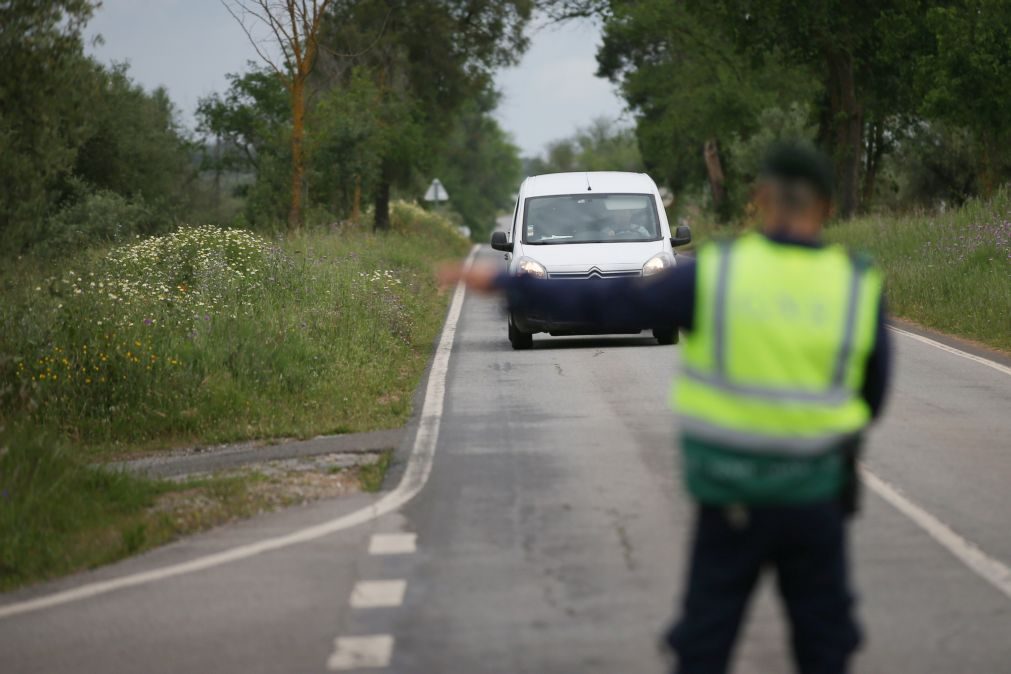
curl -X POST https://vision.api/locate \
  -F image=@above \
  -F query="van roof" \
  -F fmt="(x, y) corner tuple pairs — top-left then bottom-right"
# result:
(522, 172), (657, 199)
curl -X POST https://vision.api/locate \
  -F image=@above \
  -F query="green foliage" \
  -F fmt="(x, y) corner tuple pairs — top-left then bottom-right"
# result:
(73, 65), (195, 206)
(320, 0), (532, 228)
(430, 92), (522, 239)
(872, 122), (980, 209)
(38, 188), (164, 256)
(589, 0), (1010, 217)
(0, 206), (469, 456)
(596, 0), (818, 210)
(827, 188), (1011, 350)
(196, 65), (291, 225)
(726, 103), (818, 206)
(0, 1), (99, 251)
(308, 66), (425, 220)
(526, 118), (643, 175)
(916, 0), (1011, 191)
(0, 2), (210, 253)
(200, 54), (520, 238)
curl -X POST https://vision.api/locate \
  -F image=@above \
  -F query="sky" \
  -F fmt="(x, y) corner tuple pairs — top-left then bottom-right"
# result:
(84, 1), (626, 158)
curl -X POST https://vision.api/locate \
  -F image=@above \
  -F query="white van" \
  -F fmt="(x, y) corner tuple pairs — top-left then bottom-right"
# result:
(491, 171), (692, 350)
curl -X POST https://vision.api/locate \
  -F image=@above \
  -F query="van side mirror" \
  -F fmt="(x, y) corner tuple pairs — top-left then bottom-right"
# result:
(671, 225), (692, 247)
(491, 231), (513, 252)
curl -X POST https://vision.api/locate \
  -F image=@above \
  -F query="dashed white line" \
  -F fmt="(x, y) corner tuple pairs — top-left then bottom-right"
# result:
(349, 580), (407, 609)
(0, 245), (479, 622)
(368, 533), (417, 555)
(327, 635), (394, 670)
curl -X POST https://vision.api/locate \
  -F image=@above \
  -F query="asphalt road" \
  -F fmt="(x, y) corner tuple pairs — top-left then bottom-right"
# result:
(2, 242), (1010, 673)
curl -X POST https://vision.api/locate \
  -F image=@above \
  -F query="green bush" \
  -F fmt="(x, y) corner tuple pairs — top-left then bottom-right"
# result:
(34, 189), (163, 256)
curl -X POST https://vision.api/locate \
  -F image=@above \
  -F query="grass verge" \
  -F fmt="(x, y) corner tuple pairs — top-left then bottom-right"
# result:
(0, 201), (462, 590)
(0, 202), (469, 458)
(827, 189), (1010, 351)
(0, 429), (383, 591)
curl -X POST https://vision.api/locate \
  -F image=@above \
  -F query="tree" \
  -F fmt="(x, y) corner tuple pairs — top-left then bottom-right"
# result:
(197, 65), (292, 224)
(221, 0), (335, 230)
(431, 90), (523, 239)
(74, 64), (194, 208)
(916, 0), (1011, 193)
(319, 0), (532, 231)
(0, 0), (98, 250)
(689, 0), (930, 217)
(307, 65), (423, 223)
(595, 0), (817, 218)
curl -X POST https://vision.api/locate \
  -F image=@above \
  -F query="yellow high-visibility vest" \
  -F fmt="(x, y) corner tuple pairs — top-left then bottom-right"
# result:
(673, 232), (883, 455)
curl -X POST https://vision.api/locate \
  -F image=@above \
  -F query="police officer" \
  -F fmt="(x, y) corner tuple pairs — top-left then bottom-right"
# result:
(450, 143), (891, 673)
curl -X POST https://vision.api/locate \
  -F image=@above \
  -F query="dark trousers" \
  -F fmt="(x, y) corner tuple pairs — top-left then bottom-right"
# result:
(666, 502), (861, 674)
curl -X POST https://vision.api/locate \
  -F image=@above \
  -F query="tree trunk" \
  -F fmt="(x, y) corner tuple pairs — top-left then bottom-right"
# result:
(213, 133), (222, 210)
(703, 138), (727, 217)
(862, 119), (884, 209)
(351, 174), (361, 224)
(979, 130), (997, 196)
(825, 50), (863, 219)
(373, 167), (391, 232)
(288, 76), (306, 231)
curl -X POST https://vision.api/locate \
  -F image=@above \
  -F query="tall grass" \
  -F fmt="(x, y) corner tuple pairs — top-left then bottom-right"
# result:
(0, 201), (470, 457)
(827, 189), (1010, 350)
(0, 428), (175, 589)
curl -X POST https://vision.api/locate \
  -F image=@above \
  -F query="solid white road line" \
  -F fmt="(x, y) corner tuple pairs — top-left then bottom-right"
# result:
(326, 635), (395, 670)
(0, 245), (480, 622)
(349, 580), (407, 609)
(889, 325), (1011, 377)
(868, 325), (1011, 600)
(368, 533), (417, 555)
(860, 465), (1011, 601)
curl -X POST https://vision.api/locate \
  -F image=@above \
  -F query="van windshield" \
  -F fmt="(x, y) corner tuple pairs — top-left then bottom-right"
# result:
(523, 193), (661, 244)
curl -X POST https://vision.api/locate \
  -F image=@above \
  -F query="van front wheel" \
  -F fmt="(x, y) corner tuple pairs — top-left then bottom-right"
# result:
(653, 327), (678, 345)
(509, 317), (533, 350)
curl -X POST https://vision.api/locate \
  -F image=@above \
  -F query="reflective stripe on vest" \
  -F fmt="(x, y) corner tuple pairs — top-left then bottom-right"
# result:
(673, 234), (882, 456)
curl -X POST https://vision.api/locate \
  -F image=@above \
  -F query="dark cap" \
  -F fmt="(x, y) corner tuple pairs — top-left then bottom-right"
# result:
(759, 142), (834, 203)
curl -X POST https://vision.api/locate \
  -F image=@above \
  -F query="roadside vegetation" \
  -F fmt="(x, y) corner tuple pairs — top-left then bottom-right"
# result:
(828, 190), (1011, 351)
(674, 190), (1011, 352)
(0, 202), (466, 591)
(1, 202), (469, 458)
(0, 427), (385, 591)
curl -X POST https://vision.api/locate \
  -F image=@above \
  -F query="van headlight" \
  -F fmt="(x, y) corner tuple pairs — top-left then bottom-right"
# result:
(642, 252), (675, 277)
(516, 256), (547, 279)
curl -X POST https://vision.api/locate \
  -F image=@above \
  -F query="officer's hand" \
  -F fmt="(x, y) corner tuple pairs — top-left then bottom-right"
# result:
(436, 262), (501, 294)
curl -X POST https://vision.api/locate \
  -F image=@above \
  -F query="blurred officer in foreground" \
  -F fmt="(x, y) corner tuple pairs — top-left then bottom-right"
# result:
(446, 143), (891, 673)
